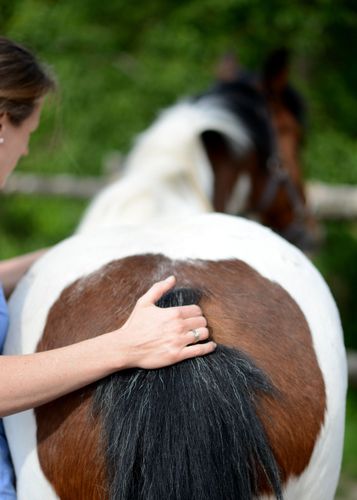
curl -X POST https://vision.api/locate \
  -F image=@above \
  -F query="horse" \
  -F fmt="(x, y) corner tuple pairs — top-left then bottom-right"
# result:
(77, 63), (318, 251)
(4, 213), (346, 499)
(211, 47), (318, 248)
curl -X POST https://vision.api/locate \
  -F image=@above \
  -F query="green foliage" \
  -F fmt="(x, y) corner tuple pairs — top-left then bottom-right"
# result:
(0, 0), (355, 181)
(313, 221), (357, 350)
(343, 389), (357, 479)
(336, 389), (357, 498)
(304, 129), (357, 184)
(0, 195), (87, 257)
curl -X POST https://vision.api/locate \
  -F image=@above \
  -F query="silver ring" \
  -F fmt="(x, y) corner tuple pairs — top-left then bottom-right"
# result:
(192, 329), (200, 343)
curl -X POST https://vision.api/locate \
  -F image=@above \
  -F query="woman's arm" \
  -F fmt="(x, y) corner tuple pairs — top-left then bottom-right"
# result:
(0, 249), (47, 298)
(0, 276), (215, 417)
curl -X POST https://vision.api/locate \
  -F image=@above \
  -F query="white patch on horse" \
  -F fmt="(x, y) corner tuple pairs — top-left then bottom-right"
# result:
(225, 173), (251, 215)
(4, 214), (346, 499)
(77, 98), (252, 233)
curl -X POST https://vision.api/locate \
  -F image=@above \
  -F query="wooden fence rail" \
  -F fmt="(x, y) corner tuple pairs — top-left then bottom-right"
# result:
(306, 182), (357, 220)
(3, 172), (107, 199)
(4, 172), (357, 220)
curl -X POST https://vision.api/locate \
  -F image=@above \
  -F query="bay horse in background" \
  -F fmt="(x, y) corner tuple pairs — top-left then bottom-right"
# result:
(77, 50), (319, 250)
(4, 213), (346, 499)
(202, 47), (318, 248)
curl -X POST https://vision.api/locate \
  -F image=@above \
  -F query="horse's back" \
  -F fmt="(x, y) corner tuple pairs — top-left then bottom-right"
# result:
(4, 214), (346, 499)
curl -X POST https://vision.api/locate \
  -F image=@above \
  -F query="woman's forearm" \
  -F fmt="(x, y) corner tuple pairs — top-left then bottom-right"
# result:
(0, 332), (122, 417)
(0, 249), (48, 298)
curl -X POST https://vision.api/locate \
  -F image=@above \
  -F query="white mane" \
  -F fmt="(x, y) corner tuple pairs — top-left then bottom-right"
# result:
(77, 97), (252, 233)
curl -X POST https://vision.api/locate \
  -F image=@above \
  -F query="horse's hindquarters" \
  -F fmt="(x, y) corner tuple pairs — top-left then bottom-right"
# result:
(37, 253), (341, 499)
(5, 215), (346, 499)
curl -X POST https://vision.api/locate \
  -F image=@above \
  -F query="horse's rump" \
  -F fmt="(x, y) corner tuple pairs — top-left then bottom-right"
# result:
(36, 255), (323, 499)
(4, 214), (346, 499)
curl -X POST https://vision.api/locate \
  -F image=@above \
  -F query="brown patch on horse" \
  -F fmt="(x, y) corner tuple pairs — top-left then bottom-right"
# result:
(268, 95), (305, 192)
(192, 259), (326, 486)
(36, 254), (325, 497)
(248, 156), (301, 233)
(36, 389), (106, 499)
(201, 129), (256, 213)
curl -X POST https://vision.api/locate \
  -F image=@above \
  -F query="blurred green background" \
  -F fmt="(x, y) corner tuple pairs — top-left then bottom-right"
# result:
(0, 0), (356, 495)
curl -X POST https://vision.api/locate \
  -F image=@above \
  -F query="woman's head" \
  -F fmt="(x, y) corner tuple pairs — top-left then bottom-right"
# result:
(0, 37), (56, 186)
(0, 37), (56, 124)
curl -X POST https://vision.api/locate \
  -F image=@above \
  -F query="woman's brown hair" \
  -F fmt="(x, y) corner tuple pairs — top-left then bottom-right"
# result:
(0, 37), (56, 126)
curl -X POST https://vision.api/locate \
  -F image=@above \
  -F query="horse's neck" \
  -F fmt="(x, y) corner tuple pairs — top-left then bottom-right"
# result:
(78, 99), (251, 233)
(77, 149), (213, 233)
(126, 114), (214, 194)
(115, 116), (215, 219)
(125, 135), (214, 208)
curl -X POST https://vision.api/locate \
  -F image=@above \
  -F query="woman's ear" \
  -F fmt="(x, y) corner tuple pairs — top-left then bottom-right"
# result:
(0, 113), (9, 137)
(0, 114), (6, 144)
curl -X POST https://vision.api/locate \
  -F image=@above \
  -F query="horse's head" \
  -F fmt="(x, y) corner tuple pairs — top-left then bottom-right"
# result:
(203, 49), (321, 251)
(246, 102), (321, 252)
(255, 48), (322, 250)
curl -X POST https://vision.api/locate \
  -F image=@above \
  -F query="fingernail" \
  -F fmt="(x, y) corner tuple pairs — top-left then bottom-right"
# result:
(165, 275), (175, 282)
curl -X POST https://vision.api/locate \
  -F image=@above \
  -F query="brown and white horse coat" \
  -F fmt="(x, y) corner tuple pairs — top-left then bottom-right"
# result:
(77, 91), (317, 251)
(4, 214), (346, 499)
(76, 97), (253, 232)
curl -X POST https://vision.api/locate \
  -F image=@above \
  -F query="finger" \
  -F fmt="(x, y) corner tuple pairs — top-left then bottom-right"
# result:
(183, 316), (207, 331)
(180, 341), (217, 361)
(170, 304), (202, 319)
(138, 276), (176, 306)
(184, 327), (209, 345)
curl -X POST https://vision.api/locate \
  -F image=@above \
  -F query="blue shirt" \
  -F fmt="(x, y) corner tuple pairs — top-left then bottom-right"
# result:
(0, 286), (16, 499)
(0, 287), (9, 351)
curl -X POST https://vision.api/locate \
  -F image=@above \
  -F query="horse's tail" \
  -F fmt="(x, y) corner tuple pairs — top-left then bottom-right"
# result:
(93, 288), (282, 500)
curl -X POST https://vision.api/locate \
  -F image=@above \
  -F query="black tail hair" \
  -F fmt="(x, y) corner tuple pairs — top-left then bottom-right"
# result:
(93, 288), (282, 500)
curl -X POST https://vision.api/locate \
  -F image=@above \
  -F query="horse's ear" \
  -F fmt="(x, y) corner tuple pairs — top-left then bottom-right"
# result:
(262, 47), (291, 94)
(215, 51), (240, 82)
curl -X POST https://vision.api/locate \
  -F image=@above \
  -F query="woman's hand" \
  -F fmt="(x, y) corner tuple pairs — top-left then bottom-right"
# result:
(115, 276), (216, 369)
